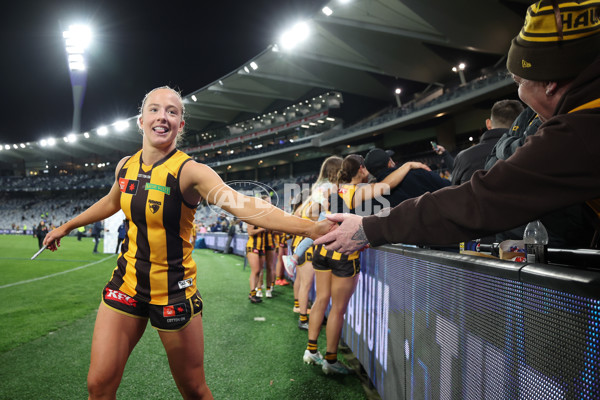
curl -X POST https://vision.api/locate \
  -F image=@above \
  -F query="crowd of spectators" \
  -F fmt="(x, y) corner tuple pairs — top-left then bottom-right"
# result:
(0, 171), (114, 192)
(0, 191), (101, 233)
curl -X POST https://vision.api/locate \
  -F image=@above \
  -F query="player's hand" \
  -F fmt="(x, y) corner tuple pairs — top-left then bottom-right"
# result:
(308, 217), (338, 240)
(313, 213), (368, 254)
(43, 227), (69, 251)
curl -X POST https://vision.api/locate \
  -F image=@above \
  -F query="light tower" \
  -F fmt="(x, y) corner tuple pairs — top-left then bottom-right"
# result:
(394, 88), (402, 107)
(452, 63), (467, 86)
(62, 24), (91, 135)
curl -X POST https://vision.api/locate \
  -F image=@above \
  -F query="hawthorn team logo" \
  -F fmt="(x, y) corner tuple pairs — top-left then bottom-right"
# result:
(148, 199), (161, 214)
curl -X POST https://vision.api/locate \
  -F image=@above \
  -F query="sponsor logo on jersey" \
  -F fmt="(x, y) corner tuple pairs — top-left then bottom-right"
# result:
(119, 178), (139, 195)
(145, 183), (171, 195)
(148, 199), (161, 214)
(104, 288), (137, 307)
(178, 278), (193, 289)
(163, 304), (186, 317)
(138, 174), (151, 179)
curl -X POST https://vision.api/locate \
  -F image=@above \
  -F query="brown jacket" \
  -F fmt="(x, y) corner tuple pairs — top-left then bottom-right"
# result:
(364, 56), (600, 246)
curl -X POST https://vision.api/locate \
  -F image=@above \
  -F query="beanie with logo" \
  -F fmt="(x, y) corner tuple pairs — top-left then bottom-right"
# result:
(507, 0), (600, 81)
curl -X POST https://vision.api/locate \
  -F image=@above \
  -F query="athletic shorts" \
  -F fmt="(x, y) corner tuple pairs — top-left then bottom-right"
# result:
(247, 247), (265, 256)
(102, 284), (203, 332)
(291, 242), (313, 267)
(312, 251), (360, 278)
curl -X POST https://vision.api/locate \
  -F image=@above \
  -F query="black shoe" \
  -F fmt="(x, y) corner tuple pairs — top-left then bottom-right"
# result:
(249, 295), (262, 304)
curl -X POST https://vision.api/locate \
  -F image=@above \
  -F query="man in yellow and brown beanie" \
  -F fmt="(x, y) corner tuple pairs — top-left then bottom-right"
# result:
(315, 0), (600, 260)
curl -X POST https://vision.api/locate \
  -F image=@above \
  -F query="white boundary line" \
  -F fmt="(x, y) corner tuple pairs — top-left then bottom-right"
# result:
(0, 255), (114, 289)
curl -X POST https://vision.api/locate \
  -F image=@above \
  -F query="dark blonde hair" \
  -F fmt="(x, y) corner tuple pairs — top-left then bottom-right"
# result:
(137, 86), (186, 145)
(337, 154), (364, 184)
(316, 156), (343, 185)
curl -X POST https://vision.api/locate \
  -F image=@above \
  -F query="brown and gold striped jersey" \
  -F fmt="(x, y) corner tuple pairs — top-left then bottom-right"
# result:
(109, 149), (198, 305)
(315, 183), (360, 261)
(247, 226), (276, 253)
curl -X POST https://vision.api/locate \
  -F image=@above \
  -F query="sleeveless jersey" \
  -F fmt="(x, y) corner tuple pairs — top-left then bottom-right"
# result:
(290, 200), (315, 263)
(316, 184), (360, 261)
(246, 228), (275, 253)
(109, 149), (197, 305)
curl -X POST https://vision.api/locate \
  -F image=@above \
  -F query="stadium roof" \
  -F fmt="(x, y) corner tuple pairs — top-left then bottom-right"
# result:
(1, 0), (530, 172)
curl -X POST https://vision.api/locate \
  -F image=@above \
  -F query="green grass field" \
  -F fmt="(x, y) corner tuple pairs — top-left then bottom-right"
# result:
(0, 235), (376, 399)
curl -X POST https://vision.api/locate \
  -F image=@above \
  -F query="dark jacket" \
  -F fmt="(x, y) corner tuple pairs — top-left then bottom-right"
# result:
(451, 128), (506, 185)
(483, 108), (593, 247)
(36, 223), (48, 239)
(117, 223), (127, 240)
(372, 166), (450, 208)
(484, 107), (542, 170)
(92, 221), (102, 238)
(363, 55), (600, 247)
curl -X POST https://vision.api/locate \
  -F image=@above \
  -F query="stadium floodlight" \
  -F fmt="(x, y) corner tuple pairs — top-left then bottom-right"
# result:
(47, 138), (56, 147)
(4, 144), (10, 150)
(394, 88), (402, 107)
(20, 143), (26, 148)
(97, 126), (108, 136)
(63, 24), (91, 135)
(191, 95), (197, 102)
(63, 25), (91, 63)
(452, 62), (467, 85)
(113, 120), (129, 132)
(250, 61), (258, 70)
(67, 133), (77, 143)
(279, 21), (310, 50)
(83, 132), (90, 138)
(322, 6), (333, 16)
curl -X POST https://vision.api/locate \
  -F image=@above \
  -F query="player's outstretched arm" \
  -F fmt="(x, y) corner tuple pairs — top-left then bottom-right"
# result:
(182, 161), (335, 240)
(44, 158), (127, 251)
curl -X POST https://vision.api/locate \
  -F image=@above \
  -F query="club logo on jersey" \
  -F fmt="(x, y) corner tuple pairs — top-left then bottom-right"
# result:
(178, 278), (193, 289)
(145, 182), (171, 195)
(163, 304), (186, 317)
(119, 178), (139, 195)
(104, 288), (137, 307)
(148, 199), (161, 214)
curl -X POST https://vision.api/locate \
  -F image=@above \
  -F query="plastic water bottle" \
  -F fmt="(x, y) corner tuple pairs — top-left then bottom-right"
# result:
(523, 220), (549, 263)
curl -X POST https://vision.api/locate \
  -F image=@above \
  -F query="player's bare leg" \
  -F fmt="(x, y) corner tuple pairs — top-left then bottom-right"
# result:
(87, 303), (147, 400)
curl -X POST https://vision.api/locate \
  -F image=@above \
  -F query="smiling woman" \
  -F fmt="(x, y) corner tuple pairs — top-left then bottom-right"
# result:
(41, 85), (335, 399)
